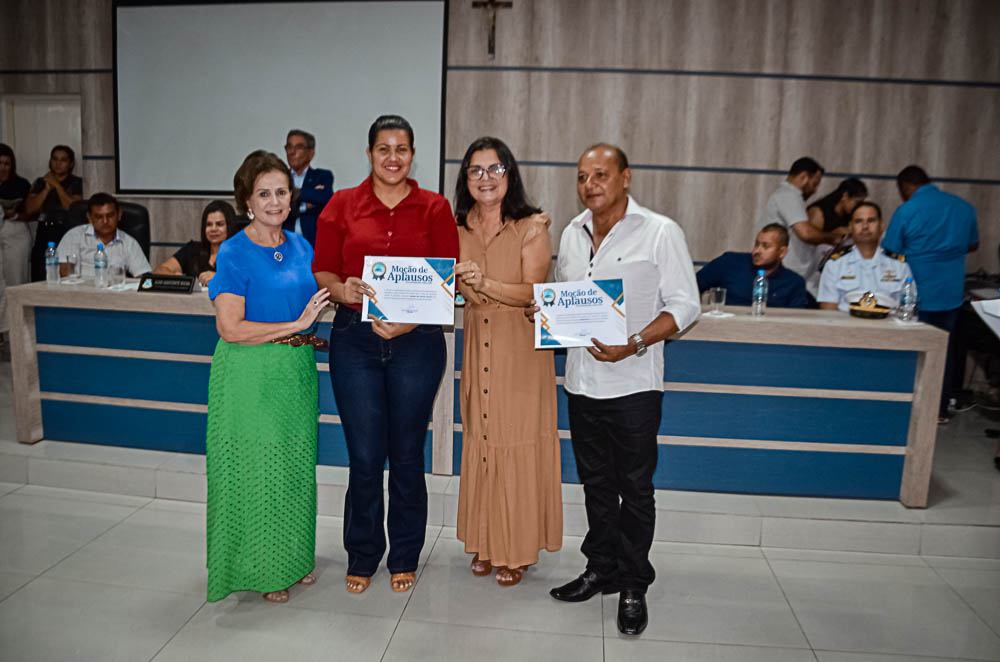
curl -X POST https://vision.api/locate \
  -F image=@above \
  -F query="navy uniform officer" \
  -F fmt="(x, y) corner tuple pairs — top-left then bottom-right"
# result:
(818, 201), (912, 311)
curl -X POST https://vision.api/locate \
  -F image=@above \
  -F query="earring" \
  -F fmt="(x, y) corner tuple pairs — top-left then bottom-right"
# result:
(248, 209), (254, 220)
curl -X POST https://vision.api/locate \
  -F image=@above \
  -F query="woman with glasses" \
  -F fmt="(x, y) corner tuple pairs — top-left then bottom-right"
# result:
(312, 115), (459, 594)
(453, 137), (562, 587)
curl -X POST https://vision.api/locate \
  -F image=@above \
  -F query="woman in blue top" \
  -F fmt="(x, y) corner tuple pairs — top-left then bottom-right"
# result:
(206, 150), (330, 604)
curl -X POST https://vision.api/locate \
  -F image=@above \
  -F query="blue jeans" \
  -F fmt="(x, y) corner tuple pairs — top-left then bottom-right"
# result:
(329, 307), (445, 577)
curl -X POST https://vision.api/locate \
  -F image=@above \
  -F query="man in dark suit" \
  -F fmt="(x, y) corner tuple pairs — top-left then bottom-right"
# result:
(283, 129), (334, 246)
(696, 223), (809, 308)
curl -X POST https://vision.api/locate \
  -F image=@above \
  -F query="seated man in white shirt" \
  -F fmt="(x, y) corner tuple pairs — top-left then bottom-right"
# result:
(817, 201), (912, 311)
(57, 192), (151, 278)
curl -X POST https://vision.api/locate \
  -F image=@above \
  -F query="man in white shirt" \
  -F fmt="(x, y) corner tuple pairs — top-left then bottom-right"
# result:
(757, 157), (846, 296)
(547, 144), (700, 636)
(57, 193), (151, 278)
(818, 201), (912, 311)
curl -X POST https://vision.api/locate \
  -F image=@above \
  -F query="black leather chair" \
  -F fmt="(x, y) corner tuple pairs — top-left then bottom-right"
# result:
(65, 200), (151, 259)
(31, 201), (152, 281)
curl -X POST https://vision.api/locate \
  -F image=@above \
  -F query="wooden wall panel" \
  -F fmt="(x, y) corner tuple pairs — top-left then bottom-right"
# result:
(449, 0), (1000, 81)
(0, 0), (112, 70)
(5, 0), (998, 275)
(81, 158), (114, 195)
(122, 197), (227, 246)
(446, 70), (1000, 181)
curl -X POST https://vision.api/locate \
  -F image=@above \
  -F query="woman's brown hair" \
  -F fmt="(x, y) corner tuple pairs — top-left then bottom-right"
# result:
(232, 150), (294, 216)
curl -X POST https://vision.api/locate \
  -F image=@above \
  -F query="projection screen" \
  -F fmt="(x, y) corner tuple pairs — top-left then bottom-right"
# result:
(114, 1), (446, 195)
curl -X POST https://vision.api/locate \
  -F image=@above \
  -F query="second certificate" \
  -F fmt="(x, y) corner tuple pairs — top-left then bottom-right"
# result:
(362, 256), (457, 325)
(534, 279), (627, 349)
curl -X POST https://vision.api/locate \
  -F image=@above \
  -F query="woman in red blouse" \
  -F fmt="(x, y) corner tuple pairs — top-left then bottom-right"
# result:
(313, 115), (459, 595)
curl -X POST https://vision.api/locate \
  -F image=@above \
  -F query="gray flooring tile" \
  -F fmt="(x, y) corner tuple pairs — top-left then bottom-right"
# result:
(815, 652), (989, 662)
(602, 548), (808, 648)
(0, 570), (35, 601)
(755, 494), (920, 522)
(44, 503), (207, 596)
(0, 576), (204, 662)
(401, 533), (601, 636)
(604, 638), (817, 662)
(282, 521), (442, 618)
(771, 558), (1000, 660)
(932, 564), (1000, 635)
(764, 547), (928, 567)
(761, 518), (921, 555)
(15, 483), (153, 508)
(0, 491), (142, 574)
(151, 600), (397, 662)
(0, 481), (23, 497)
(383, 620), (603, 662)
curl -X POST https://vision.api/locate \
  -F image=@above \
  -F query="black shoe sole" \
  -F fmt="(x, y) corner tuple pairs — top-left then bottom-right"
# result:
(617, 621), (648, 636)
(549, 584), (619, 602)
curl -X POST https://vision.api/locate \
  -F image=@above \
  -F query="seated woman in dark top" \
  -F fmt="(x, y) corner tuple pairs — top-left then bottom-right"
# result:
(806, 177), (868, 233)
(154, 200), (237, 286)
(24, 145), (83, 217)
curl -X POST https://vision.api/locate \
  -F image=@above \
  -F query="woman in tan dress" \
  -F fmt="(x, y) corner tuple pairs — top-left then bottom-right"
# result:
(453, 137), (562, 587)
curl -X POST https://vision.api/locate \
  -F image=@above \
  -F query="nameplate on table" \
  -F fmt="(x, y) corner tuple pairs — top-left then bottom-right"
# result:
(534, 279), (627, 349)
(138, 273), (195, 294)
(361, 256), (456, 325)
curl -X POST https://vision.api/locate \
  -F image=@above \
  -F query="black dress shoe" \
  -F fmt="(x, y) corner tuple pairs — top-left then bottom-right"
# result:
(549, 570), (618, 602)
(617, 589), (648, 635)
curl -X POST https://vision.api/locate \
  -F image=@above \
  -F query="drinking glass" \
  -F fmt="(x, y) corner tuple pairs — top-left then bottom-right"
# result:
(710, 287), (727, 315)
(110, 264), (126, 289)
(63, 253), (81, 283)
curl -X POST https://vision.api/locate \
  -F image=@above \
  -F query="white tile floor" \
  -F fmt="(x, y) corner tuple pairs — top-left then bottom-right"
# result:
(2, 365), (999, 660)
(0, 483), (997, 662)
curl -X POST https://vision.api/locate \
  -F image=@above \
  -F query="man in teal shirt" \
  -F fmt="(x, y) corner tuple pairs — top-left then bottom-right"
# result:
(882, 165), (979, 422)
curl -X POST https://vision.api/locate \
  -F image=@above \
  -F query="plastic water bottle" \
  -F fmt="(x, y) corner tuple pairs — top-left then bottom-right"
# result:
(898, 277), (918, 322)
(45, 242), (59, 286)
(751, 270), (768, 317)
(94, 243), (108, 288)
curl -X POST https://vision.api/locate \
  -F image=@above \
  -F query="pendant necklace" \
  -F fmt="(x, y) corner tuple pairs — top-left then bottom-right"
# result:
(249, 226), (283, 262)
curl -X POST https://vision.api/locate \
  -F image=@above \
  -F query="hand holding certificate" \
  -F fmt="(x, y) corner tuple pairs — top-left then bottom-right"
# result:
(361, 256), (457, 325)
(534, 279), (626, 349)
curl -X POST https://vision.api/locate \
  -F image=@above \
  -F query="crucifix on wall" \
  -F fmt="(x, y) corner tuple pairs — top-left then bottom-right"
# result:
(472, 0), (512, 59)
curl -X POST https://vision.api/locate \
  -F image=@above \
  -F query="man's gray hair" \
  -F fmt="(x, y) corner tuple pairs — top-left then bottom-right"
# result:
(287, 129), (316, 150)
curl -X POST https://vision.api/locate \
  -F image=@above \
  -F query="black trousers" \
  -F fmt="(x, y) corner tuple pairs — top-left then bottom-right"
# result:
(566, 390), (662, 592)
(918, 308), (961, 417)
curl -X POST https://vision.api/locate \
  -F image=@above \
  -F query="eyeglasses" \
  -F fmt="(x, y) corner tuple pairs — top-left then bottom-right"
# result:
(284, 144), (310, 152)
(466, 163), (507, 180)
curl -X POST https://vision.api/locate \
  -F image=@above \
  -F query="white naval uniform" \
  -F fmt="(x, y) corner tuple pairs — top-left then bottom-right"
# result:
(817, 245), (913, 312)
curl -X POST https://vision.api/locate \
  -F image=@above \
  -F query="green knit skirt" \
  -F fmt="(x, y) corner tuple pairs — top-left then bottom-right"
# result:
(205, 339), (318, 602)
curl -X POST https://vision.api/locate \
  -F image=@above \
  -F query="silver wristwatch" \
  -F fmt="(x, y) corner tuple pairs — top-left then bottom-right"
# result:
(630, 333), (647, 357)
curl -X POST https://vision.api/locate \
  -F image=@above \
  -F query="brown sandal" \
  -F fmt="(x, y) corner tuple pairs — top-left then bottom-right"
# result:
(262, 589), (289, 603)
(496, 566), (526, 587)
(345, 575), (371, 594)
(298, 572), (317, 586)
(390, 572), (416, 592)
(471, 554), (493, 577)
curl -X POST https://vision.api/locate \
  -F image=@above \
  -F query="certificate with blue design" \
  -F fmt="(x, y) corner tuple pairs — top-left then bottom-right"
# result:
(534, 279), (626, 349)
(361, 256), (456, 325)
